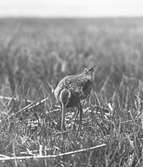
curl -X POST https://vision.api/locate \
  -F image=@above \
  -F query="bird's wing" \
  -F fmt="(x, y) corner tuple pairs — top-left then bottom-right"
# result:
(59, 88), (71, 107)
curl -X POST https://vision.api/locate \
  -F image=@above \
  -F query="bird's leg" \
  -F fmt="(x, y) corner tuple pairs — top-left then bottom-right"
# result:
(61, 102), (65, 131)
(72, 107), (79, 129)
(74, 103), (83, 136)
(78, 103), (83, 130)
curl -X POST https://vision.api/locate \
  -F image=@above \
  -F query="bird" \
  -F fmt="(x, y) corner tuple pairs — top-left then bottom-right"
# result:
(54, 65), (95, 131)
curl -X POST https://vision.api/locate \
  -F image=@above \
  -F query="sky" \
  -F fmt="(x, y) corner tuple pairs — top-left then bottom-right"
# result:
(0, 0), (143, 17)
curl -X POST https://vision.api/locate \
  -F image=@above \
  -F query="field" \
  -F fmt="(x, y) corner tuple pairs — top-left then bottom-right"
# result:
(0, 18), (143, 167)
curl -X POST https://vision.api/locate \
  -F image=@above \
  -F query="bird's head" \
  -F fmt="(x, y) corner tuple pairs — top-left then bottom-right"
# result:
(83, 65), (95, 74)
(83, 65), (96, 79)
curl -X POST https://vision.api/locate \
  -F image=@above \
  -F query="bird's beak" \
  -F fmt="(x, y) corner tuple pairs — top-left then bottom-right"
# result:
(88, 65), (96, 72)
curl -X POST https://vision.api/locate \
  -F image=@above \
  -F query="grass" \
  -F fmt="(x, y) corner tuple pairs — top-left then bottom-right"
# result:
(0, 17), (143, 167)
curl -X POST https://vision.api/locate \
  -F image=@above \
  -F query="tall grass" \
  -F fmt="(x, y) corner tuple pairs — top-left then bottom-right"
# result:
(0, 18), (143, 166)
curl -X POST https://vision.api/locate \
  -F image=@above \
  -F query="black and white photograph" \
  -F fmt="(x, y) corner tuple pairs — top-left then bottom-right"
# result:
(0, 0), (143, 166)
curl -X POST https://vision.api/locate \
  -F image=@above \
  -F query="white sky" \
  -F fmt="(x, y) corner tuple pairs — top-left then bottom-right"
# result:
(0, 0), (143, 17)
